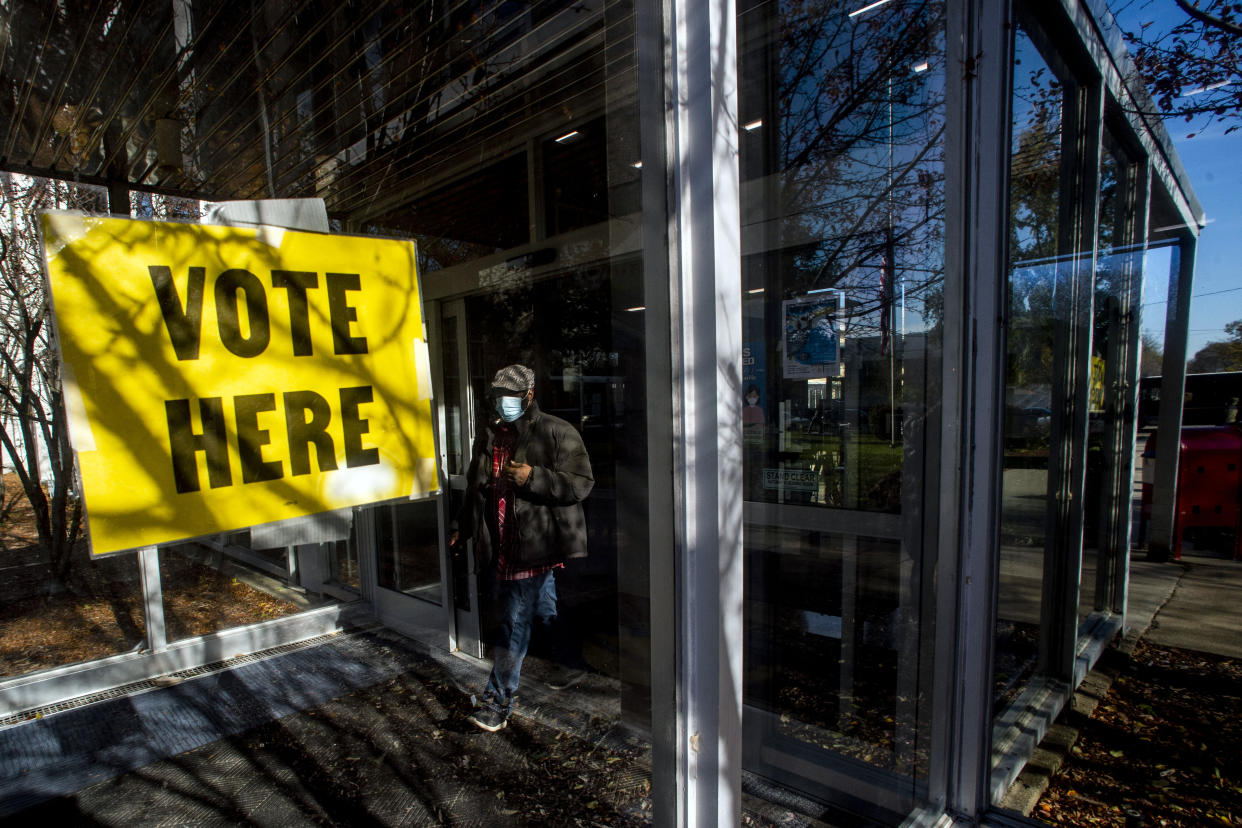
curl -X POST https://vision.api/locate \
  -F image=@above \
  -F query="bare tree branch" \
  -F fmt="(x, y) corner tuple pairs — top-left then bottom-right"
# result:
(1174, 0), (1242, 38)
(0, 171), (100, 584)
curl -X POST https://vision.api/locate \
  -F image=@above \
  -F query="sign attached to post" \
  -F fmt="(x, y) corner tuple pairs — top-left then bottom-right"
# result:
(41, 214), (438, 556)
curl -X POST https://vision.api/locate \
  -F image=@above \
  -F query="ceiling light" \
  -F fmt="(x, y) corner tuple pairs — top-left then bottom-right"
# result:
(626, 306), (646, 312)
(848, 0), (893, 18)
(743, 119), (763, 131)
(1181, 80), (1232, 97)
(748, 288), (765, 294)
(913, 61), (929, 73)
(632, 160), (643, 169)
(554, 130), (581, 143)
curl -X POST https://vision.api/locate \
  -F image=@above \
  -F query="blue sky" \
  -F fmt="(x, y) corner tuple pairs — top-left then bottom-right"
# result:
(1171, 124), (1242, 360)
(1110, 1), (1242, 362)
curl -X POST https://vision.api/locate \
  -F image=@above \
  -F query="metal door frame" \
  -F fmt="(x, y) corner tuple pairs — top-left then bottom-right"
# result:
(431, 297), (484, 657)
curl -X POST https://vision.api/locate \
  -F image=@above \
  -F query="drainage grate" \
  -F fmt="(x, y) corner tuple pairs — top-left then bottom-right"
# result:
(0, 630), (346, 728)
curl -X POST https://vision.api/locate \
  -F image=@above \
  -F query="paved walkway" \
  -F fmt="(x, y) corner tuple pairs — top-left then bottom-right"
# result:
(0, 626), (824, 827)
(1115, 550), (1242, 659)
(1137, 555), (1242, 658)
(0, 630), (416, 819)
(0, 627), (657, 826)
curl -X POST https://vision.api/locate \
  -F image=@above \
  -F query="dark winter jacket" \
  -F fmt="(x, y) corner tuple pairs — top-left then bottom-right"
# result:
(456, 401), (594, 571)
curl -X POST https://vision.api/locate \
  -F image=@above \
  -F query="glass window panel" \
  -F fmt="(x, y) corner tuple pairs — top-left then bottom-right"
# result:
(364, 154), (530, 272)
(345, 0), (659, 774)
(159, 539), (335, 644)
(0, 529), (146, 679)
(544, 117), (610, 236)
(441, 315), (464, 478)
(1140, 246), (1173, 388)
(0, 176), (147, 680)
(330, 538), (360, 591)
(376, 500), (442, 604)
(738, 0), (946, 818)
(4, 9), (660, 809)
(995, 20), (1065, 714)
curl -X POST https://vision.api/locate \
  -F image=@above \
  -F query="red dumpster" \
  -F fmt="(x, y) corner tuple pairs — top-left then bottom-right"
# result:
(1145, 425), (1242, 559)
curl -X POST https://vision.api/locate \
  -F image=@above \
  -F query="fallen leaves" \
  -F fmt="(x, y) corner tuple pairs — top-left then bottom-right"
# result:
(1, 542), (303, 678)
(1035, 640), (1242, 827)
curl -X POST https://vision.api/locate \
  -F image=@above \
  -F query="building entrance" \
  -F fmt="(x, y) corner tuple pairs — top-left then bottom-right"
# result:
(366, 251), (655, 726)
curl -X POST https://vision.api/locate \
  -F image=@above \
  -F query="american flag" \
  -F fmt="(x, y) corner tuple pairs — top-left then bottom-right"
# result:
(879, 252), (894, 356)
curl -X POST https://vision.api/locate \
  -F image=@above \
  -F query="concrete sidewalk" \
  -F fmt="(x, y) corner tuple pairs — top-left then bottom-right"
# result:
(0, 627), (655, 826)
(1114, 550), (1242, 660)
(1137, 555), (1242, 659)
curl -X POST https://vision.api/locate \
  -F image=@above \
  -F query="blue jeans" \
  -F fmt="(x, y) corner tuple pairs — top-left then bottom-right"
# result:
(482, 570), (557, 715)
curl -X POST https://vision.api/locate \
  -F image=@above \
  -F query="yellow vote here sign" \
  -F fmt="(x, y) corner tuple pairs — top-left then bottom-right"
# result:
(41, 214), (438, 556)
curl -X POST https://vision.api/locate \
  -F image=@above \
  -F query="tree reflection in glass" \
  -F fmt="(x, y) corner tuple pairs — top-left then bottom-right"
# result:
(995, 23), (1065, 716)
(739, 0), (946, 802)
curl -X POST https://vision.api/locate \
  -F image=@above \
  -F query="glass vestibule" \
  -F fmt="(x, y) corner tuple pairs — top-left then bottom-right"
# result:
(737, 0), (946, 820)
(992, 5), (1147, 794)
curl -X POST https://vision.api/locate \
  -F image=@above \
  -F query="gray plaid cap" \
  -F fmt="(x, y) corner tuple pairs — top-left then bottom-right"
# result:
(490, 364), (535, 395)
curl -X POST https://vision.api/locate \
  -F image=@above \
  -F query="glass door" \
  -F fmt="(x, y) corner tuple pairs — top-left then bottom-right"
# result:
(452, 259), (641, 687)
(412, 237), (654, 723)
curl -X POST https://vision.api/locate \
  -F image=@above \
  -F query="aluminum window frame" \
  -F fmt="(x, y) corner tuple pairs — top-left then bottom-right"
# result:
(938, 0), (1015, 818)
(1088, 114), (1151, 624)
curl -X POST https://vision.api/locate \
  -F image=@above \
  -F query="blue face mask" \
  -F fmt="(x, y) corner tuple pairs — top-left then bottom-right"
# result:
(496, 395), (527, 422)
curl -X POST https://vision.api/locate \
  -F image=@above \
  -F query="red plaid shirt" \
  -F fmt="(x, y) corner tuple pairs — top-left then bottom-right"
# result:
(491, 425), (561, 581)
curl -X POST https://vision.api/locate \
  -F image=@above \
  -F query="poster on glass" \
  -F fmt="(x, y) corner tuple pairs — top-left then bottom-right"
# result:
(782, 293), (844, 380)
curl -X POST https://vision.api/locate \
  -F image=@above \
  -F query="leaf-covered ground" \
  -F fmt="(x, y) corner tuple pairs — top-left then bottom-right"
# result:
(0, 474), (306, 680)
(1036, 639), (1242, 827)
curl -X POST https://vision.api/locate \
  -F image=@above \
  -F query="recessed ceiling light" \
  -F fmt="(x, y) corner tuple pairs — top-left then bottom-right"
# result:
(848, 0), (892, 18)
(1181, 80), (1232, 97)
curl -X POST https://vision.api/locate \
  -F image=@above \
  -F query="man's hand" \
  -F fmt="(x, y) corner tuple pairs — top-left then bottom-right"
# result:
(503, 460), (532, 487)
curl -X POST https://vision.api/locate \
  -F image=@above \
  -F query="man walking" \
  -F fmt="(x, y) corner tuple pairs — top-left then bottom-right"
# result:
(451, 364), (594, 732)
